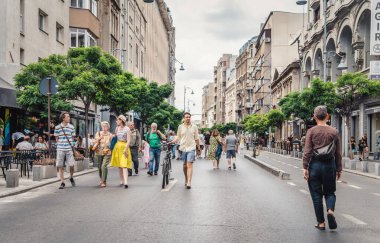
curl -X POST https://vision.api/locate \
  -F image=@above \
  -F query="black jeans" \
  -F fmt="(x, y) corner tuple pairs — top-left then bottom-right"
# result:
(308, 159), (336, 223)
(128, 147), (139, 175)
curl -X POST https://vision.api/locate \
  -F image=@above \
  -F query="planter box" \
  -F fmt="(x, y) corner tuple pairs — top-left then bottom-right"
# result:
(33, 165), (42, 181)
(83, 158), (90, 170)
(42, 165), (57, 179)
(375, 163), (380, 176)
(66, 159), (85, 173)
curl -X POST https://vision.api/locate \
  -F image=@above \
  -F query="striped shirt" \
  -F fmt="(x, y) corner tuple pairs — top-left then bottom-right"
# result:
(54, 123), (75, 151)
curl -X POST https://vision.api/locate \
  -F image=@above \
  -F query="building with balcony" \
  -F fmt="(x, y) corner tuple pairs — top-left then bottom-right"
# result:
(301, 0), (379, 154)
(202, 82), (216, 128)
(213, 54), (236, 125)
(0, 0), (69, 148)
(225, 67), (237, 124)
(251, 11), (303, 116)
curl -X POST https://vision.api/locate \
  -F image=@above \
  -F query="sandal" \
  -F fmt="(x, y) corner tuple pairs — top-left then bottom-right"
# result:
(327, 213), (337, 229)
(314, 223), (325, 230)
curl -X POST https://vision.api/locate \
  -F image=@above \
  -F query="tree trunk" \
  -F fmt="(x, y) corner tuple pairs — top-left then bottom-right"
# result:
(344, 115), (351, 158)
(84, 103), (89, 158)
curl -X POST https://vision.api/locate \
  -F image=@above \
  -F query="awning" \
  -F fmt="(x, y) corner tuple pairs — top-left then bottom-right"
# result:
(0, 87), (20, 109)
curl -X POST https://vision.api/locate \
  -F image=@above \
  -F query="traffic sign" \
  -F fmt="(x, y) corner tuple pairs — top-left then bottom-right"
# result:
(39, 76), (58, 96)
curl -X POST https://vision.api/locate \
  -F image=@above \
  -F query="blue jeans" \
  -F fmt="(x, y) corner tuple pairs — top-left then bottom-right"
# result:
(308, 159), (337, 223)
(149, 147), (161, 173)
(171, 145), (176, 159)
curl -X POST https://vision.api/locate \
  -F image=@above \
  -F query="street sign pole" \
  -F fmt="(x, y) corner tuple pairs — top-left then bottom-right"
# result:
(47, 77), (52, 155)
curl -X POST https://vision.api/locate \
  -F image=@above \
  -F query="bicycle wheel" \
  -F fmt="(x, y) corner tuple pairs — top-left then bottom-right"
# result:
(162, 162), (168, 189)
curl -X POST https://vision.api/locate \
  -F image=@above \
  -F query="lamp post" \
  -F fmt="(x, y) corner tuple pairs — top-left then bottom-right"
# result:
(323, 0), (328, 82)
(184, 86), (194, 111)
(296, 0), (307, 89)
(175, 58), (185, 71)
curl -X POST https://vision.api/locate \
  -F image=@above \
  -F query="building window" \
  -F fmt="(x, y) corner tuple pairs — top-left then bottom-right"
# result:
(56, 22), (64, 43)
(141, 51), (144, 73)
(39, 9), (48, 33)
(111, 9), (119, 38)
(71, 0), (97, 16)
(314, 6), (320, 23)
(110, 37), (118, 57)
(20, 48), (25, 65)
(70, 28), (97, 47)
(135, 44), (139, 68)
(20, 0), (25, 34)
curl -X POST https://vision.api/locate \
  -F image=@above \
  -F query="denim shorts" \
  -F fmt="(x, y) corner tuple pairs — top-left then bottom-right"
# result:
(182, 150), (196, 163)
(226, 150), (236, 158)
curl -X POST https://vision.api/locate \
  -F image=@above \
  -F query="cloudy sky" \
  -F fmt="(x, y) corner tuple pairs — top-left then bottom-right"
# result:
(165, 0), (303, 119)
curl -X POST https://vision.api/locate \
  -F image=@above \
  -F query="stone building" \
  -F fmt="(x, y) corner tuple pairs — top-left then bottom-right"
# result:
(236, 36), (257, 123)
(250, 11), (303, 117)
(0, 0), (70, 148)
(302, 0), (379, 154)
(202, 82), (216, 128)
(225, 67), (237, 124)
(213, 54), (236, 125)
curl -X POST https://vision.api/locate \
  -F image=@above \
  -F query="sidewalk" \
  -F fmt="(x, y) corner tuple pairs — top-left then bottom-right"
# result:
(0, 166), (97, 198)
(255, 147), (380, 180)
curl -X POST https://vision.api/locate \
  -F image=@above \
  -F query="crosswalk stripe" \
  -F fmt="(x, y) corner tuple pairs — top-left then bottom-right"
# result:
(348, 185), (361, 189)
(299, 189), (309, 195)
(371, 193), (380, 197)
(161, 179), (178, 192)
(287, 182), (296, 186)
(342, 214), (367, 225)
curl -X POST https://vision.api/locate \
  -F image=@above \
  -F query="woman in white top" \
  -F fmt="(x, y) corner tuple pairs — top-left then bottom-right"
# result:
(110, 115), (132, 189)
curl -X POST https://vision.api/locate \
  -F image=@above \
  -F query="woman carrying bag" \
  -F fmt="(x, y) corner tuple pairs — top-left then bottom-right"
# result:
(110, 115), (133, 189)
(207, 129), (223, 169)
(93, 121), (112, 188)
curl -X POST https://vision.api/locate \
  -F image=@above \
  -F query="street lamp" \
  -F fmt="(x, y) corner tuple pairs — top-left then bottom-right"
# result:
(325, 51), (348, 71)
(184, 86), (194, 111)
(295, 0), (307, 89)
(175, 58), (185, 71)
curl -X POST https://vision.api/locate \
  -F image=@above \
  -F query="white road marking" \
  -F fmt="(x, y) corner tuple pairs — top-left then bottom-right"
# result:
(294, 166), (299, 169)
(161, 179), (178, 192)
(371, 193), (380, 197)
(348, 185), (361, 189)
(341, 214), (367, 225)
(287, 182), (297, 186)
(299, 189), (309, 195)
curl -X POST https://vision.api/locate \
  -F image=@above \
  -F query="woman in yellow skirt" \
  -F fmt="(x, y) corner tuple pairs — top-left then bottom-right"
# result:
(110, 115), (133, 189)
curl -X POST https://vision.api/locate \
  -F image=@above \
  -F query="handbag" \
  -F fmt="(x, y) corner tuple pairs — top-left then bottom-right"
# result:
(110, 128), (118, 151)
(61, 125), (84, 161)
(313, 141), (336, 161)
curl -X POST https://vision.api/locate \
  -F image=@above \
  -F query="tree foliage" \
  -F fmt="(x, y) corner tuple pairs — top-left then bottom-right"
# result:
(266, 109), (285, 128)
(14, 55), (73, 118)
(209, 122), (238, 135)
(244, 114), (268, 136)
(146, 102), (183, 132)
(133, 81), (173, 125)
(278, 78), (336, 122)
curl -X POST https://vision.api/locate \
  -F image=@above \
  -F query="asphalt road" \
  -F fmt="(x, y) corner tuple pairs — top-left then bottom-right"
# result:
(0, 152), (379, 243)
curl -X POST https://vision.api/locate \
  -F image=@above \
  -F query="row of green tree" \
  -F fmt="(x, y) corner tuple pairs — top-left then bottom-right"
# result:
(15, 47), (182, 141)
(243, 73), (380, 140)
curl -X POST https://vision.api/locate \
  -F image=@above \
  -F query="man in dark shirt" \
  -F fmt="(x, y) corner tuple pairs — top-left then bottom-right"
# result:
(204, 131), (211, 159)
(303, 106), (342, 231)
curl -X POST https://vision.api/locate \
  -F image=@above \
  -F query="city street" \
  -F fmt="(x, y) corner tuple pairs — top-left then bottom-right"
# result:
(0, 152), (379, 243)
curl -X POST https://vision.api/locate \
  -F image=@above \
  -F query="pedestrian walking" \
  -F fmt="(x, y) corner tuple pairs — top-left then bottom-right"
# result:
(54, 112), (76, 189)
(358, 137), (367, 161)
(142, 140), (150, 169)
(207, 129), (223, 169)
(127, 121), (141, 176)
(225, 130), (238, 170)
(198, 130), (205, 159)
(204, 131), (211, 158)
(93, 121), (112, 188)
(303, 106), (342, 230)
(349, 136), (356, 160)
(171, 112), (201, 189)
(110, 115), (133, 189)
(146, 123), (166, 176)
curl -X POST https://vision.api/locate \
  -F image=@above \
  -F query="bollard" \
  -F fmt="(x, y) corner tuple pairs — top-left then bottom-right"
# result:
(375, 163), (380, 176)
(32, 165), (42, 181)
(350, 160), (356, 170)
(83, 157), (90, 170)
(291, 151), (295, 157)
(6, 169), (19, 188)
(282, 150), (287, 155)
(361, 161), (369, 173)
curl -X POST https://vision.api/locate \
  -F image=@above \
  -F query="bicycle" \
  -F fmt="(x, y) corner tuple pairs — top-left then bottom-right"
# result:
(161, 141), (173, 189)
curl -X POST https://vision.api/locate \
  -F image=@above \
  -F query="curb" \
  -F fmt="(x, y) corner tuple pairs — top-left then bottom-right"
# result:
(261, 150), (380, 180)
(244, 154), (290, 180)
(0, 168), (98, 199)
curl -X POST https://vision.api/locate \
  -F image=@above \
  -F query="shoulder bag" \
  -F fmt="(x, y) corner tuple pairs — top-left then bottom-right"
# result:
(110, 128), (118, 151)
(313, 141), (336, 161)
(61, 125), (84, 161)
